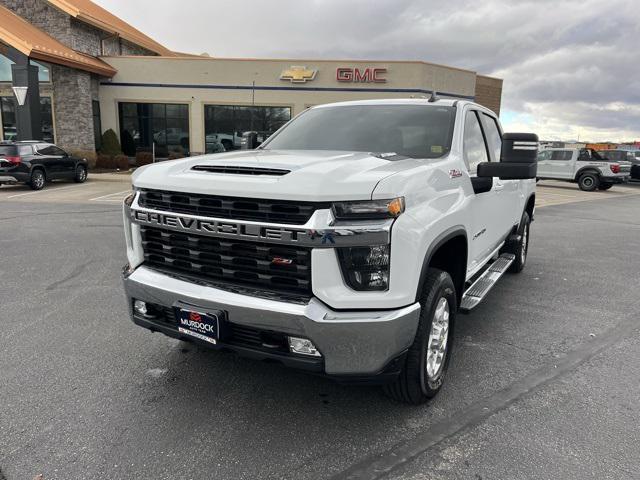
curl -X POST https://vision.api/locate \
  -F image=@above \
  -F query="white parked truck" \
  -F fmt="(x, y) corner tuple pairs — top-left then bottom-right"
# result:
(122, 99), (538, 404)
(537, 148), (630, 191)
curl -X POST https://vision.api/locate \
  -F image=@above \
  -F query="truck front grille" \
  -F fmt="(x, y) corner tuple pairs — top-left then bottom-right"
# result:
(141, 226), (312, 296)
(138, 189), (328, 225)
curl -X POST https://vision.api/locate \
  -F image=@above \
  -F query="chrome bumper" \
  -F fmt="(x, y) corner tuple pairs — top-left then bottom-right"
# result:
(123, 266), (421, 375)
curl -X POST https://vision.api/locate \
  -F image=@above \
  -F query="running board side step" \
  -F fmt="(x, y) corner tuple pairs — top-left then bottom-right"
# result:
(459, 253), (515, 312)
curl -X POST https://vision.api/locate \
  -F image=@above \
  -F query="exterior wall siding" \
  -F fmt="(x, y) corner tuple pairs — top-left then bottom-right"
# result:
(0, 0), (72, 45)
(51, 64), (95, 151)
(120, 39), (156, 56)
(475, 75), (503, 115)
(70, 18), (102, 56)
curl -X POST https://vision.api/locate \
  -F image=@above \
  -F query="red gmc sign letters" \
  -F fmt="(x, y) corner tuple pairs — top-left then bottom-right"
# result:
(336, 67), (387, 83)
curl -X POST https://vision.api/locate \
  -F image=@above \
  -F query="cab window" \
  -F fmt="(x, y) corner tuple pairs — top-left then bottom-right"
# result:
(480, 113), (502, 161)
(551, 150), (572, 160)
(463, 111), (489, 175)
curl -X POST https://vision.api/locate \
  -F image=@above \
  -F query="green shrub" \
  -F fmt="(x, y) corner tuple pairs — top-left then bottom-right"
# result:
(136, 151), (154, 166)
(100, 129), (122, 156)
(114, 155), (130, 171)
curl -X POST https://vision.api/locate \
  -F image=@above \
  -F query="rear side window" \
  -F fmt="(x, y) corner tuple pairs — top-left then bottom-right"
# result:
(18, 145), (33, 156)
(551, 150), (572, 160)
(538, 150), (552, 161)
(463, 111), (489, 175)
(480, 113), (502, 161)
(0, 145), (17, 156)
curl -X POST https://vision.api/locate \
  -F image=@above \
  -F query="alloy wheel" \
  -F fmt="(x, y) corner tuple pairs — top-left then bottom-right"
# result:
(426, 297), (450, 380)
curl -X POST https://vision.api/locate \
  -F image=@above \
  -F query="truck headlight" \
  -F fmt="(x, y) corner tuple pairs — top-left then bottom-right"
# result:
(337, 245), (390, 291)
(332, 197), (404, 221)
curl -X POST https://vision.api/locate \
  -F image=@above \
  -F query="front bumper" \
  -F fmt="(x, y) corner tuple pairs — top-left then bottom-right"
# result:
(123, 265), (421, 377)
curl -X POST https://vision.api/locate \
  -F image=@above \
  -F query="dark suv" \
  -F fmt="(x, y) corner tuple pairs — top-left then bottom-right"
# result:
(0, 141), (88, 190)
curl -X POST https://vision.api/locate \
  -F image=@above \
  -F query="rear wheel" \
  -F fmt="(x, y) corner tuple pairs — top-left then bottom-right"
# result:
(578, 172), (599, 191)
(74, 164), (87, 183)
(503, 211), (530, 273)
(29, 169), (45, 190)
(383, 269), (456, 404)
(598, 183), (613, 190)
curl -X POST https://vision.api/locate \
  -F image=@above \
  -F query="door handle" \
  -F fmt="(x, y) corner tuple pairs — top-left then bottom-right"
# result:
(494, 181), (505, 191)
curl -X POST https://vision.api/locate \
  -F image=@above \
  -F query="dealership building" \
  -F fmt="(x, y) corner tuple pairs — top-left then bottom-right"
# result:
(0, 0), (503, 157)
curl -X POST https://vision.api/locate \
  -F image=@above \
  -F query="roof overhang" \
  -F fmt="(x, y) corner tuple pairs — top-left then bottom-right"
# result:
(46, 0), (175, 56)
(0, 5), (116, 77)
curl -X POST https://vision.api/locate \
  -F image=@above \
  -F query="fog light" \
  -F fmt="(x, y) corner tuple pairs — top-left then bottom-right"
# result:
(288, 337), (321, 357)
(134, 300), (148, 316)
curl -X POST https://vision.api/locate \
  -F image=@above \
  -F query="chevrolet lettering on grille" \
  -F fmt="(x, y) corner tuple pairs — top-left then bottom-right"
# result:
(129, 206), (392, 247)
(132, 210), (308, 242)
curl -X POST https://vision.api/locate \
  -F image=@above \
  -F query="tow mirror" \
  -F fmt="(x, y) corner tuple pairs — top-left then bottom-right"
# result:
(477, 133), (539, 180)
(240, 131), (259, 150)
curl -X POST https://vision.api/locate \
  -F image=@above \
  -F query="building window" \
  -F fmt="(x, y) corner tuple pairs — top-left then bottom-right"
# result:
(0, 96), (54, 142)
(118, 102), (189, 157)
(93, 100), (102, 151)
(0, 55), (51, 83)
(204, 105), (291, 153)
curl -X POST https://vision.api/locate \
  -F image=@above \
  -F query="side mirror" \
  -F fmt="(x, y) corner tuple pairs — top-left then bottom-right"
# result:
(240, 131), (259, 150)
(500, 133), (538, 163)
(477, 161), (537, 180)
(478, 133), (539, 180)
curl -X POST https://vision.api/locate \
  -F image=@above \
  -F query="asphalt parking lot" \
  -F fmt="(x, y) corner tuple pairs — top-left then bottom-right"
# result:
(1, 179), (639, 480)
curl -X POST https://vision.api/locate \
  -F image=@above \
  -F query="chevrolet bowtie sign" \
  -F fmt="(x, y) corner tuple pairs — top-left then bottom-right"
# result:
(280, 66), (318, 83)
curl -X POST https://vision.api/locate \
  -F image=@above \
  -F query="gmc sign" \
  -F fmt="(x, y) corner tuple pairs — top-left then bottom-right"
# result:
(336, 67), (387, 83)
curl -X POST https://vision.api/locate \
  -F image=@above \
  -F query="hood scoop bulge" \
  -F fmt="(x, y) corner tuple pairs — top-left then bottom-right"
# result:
(191, 165), (291, 176)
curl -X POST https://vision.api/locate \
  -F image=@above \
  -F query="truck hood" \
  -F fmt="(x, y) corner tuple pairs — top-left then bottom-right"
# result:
(132, 150), (416, 201)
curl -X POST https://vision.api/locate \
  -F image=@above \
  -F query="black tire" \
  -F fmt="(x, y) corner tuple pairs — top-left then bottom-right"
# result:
(74, 164), (87, 183)
(503, 211), (530, 273)
(29, 169), (45, 190)
(578, 172), (599, 191)
(383, 269), (456, 404)
(598, 183), (613, 191)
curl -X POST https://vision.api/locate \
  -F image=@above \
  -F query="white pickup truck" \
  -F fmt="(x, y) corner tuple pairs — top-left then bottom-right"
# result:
(122, 99), (538, 404)
(537, 148), (630, 191)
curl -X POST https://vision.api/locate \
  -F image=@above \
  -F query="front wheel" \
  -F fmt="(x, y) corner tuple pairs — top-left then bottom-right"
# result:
(74, 165), (87, 183)
(578, 173), (599, 191)
(383, 269), (456, 404)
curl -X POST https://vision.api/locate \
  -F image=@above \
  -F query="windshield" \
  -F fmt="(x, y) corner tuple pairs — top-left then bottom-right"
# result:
(262, 104), (456, 159)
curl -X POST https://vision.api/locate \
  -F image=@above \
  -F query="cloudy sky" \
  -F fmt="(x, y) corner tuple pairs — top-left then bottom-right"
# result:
(96, 0), (639, 142)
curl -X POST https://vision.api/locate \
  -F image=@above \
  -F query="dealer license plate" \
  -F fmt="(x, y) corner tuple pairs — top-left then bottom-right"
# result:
(177, 309), (222, 344)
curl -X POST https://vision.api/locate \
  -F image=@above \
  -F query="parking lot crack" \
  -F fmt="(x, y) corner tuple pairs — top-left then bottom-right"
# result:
(45, 260), (95, 291)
